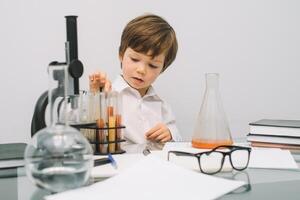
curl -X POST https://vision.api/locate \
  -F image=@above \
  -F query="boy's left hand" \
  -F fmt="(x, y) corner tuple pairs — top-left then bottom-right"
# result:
(145, 123), (172, 143)
(89, 71), (111, 93)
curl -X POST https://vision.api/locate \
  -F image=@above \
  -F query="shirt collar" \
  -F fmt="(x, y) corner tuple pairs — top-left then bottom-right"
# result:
(112, 75), (130, 92)
(113, 75), (160, 100)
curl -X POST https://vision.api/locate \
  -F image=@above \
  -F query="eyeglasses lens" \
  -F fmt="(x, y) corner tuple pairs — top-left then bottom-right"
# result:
(230, 150), (249, 170)
(200, 151), (224, 174)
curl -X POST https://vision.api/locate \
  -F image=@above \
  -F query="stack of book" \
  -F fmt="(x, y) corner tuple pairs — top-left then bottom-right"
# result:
(247, 119), (300, 152)
(0, 143), (27, 178)
(0, 143), (26, 168)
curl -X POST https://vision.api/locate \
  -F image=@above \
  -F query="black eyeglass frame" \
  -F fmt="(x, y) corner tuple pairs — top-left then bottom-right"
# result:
(168, 145), (252, 175)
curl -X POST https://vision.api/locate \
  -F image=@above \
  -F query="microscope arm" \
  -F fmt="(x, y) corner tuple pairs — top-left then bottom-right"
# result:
(31, 91), (48, 136)
(31, 88), (63, 136)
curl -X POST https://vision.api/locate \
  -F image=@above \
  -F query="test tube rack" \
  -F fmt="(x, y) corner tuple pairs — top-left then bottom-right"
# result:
(72, 123), (126, 155)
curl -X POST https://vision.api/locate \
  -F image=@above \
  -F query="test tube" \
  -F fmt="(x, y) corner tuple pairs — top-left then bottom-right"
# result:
(81, 92), (94, 143)
(79, 90), (88, 122)
(96, 92), (107, 154)
(94, 92), (100, 120)
(89, 91), (99, 143)
(115, 92), (123, 151)
(115, 114), (122, 151)
(107, 91), (118, 153)
(96, 118), (106, 154)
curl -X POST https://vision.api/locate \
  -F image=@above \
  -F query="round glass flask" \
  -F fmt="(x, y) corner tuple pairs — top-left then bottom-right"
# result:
(24, 63), (93, 193)
(192, 73), (233, 149)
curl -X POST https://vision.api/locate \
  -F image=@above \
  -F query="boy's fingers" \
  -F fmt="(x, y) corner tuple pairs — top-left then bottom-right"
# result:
(103, 80), (112, 92)
(95, 73), (103, 87)
(155, 129), (171, 142)
(95, 72), (101, 79)
(155, 132), (167, 141)
(148, 127), (169, 141)
(146, 129), (162, 140)
(89, 75), (94, 81)
(161, 136), (171, 143)
(100, 72), (107, 83)
(89, 71), (111, 92)
(145, 123), (162, 137)
(146, 130), (161, 139)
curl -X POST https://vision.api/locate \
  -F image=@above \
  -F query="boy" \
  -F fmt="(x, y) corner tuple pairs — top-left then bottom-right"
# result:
(90, 14), (181, 144)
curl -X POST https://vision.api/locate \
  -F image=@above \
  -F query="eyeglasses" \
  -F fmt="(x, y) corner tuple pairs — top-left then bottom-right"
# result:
(168, 145), (251, 175)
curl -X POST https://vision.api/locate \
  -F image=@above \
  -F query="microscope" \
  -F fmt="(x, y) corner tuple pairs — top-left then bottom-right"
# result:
(31, 16), (84, 136)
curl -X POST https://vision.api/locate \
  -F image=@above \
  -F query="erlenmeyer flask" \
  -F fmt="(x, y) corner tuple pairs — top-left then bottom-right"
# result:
(192, 73), (233, 149)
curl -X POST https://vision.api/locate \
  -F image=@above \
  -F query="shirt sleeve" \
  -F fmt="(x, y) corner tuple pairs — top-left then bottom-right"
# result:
(161, 101), (182, 142)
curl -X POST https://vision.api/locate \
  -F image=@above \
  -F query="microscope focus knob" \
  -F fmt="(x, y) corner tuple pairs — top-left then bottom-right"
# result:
(69, 59), (84, 78)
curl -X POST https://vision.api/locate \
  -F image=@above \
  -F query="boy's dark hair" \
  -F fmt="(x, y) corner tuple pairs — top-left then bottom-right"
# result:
(119, 14), (178, 72)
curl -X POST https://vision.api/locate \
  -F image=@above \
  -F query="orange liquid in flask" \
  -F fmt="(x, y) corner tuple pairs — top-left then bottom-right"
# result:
(192, 138), (233, 149)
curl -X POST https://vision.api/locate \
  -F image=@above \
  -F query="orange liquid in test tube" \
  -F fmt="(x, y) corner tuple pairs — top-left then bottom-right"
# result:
(116, 114), (122, 151)
(107, 106), (116, 153)
(107, 106), (114, 118)
(96, 118), (106, 154)
(108, 116), (116, 153)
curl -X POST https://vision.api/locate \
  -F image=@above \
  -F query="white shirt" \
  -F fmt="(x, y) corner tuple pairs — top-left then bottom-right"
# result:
(112, 75), (182, 144)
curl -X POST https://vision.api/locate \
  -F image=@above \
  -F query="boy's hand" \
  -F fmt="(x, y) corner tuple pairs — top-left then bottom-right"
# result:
(145, 123), (172, 143)
(89, 71), (111, 93)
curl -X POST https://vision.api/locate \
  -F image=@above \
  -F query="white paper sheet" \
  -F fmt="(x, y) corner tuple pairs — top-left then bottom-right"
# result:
(46, 155), (245, 200)
(249, 147), (299, 169)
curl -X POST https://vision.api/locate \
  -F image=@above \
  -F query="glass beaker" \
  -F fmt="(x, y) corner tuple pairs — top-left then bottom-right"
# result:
(24, 63), (93, 193)
(192, 73), (233, 149)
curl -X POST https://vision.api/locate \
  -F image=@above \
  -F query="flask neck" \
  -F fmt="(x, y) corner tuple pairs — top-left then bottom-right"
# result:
(48, 64), (69, 126)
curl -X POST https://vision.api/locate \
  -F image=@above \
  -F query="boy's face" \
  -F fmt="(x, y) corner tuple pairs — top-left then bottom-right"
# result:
(119, 47), (165, 96)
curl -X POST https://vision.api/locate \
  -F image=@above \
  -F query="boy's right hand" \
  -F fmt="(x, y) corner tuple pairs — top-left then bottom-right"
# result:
(89, 71), (111, 93)
(145, 123), (172, 143)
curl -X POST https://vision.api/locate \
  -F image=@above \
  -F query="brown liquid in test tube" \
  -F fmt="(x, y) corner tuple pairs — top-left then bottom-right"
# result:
(107, 106), (116, 153)
(116, 114), (122, 151)
(96, 118), (106, 154)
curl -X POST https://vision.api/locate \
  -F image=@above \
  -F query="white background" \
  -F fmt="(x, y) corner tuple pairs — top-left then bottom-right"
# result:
(0, 0), (299, 143)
